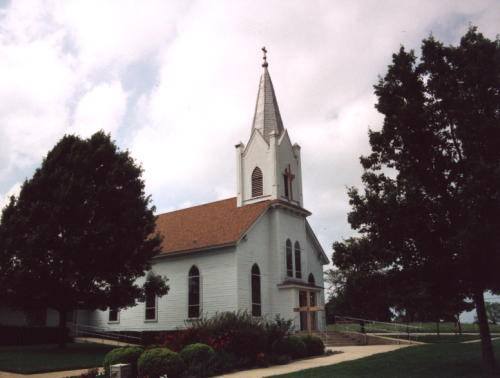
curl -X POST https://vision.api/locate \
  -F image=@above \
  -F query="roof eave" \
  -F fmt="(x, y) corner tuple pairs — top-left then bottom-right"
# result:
(305, 220), (329, 265)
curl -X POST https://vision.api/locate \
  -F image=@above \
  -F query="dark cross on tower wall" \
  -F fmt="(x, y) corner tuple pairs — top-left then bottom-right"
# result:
(261, 46), (268, 67)
(284, 164), (295, 200)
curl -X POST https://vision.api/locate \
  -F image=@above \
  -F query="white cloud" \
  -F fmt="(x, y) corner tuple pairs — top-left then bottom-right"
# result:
(0, 181), (22, 212)
(0, 0), (499, 259)
(0, 27), (75, 177)
(71, 81), (128, 137)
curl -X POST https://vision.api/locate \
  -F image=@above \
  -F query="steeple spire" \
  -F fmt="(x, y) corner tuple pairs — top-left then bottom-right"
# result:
(251, 47), (284, 142)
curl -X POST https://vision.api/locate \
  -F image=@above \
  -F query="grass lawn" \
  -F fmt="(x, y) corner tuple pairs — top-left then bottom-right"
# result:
(273, 339), (500, 378)
(328, 322), (500, 334)
(0, 342), (114, 374)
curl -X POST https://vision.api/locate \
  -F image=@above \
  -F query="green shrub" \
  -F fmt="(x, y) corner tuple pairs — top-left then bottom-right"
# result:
(180, 343), (215, 377)
(103, 346), (144, 376)
(264, 315), (294, 352)
(300, 335), (325, 356)
(188, 311), (267, 359)
(138, 347), (186, 378)
(209, 351), (238, 375)
(255, 352), (270, 367)
(272, 336), (307, 359)
(271, 354), (291, 365)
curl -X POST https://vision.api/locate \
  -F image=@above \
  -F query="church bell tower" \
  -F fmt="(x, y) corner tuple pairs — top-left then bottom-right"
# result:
(236, 48), (303, 208)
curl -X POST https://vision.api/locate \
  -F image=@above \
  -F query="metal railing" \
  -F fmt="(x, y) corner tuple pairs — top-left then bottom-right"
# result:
(331, 315), (424, 339)
(68, 322), (142, 344)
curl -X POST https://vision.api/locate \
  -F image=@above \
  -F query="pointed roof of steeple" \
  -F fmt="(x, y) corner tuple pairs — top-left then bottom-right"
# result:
(251, 47), (284, 142)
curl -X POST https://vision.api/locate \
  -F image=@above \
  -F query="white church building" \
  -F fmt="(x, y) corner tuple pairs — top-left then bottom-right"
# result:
(1, 52), (329, 333)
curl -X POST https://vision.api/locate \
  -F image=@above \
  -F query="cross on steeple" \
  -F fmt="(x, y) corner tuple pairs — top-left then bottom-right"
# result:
(261, 46), (268, 67)
(284, 164), (295, 200)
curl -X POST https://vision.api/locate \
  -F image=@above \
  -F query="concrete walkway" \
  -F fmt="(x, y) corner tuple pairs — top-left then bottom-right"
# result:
(218, 344), (410, 378)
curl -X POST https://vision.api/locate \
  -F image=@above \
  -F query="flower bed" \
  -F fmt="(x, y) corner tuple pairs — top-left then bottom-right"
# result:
(101, 311), (327, 377)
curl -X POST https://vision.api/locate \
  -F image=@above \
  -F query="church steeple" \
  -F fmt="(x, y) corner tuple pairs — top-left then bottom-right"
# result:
(236, 48), (303, 208)
(251, 47), (284, 142)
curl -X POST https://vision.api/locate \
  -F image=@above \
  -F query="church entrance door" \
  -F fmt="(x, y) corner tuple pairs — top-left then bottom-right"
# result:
(296, 289), (323, 332)
(299, 291), (308, 331)
(309, 291), (317, 331)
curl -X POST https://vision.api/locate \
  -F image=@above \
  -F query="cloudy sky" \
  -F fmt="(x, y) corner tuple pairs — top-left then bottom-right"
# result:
(0, 0), (499, 261)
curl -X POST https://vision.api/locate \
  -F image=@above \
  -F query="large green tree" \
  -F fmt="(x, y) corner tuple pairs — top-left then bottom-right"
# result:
(0, 132), (168, 344)
(341, 28), (499, 370)
(327, 237), (472, 326)
(326, 237), (393, 322)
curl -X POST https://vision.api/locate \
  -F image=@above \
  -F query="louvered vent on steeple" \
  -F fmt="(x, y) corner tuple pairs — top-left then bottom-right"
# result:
(251, 167), (263, 197)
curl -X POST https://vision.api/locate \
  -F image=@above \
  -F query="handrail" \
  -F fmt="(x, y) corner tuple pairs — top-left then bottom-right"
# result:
(68, 322), (142, 343)
(331, 316), (424, 340)
(334, 315), (423, 330)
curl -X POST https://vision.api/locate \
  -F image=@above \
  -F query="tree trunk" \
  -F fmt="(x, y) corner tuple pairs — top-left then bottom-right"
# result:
(436, 321), (440, 337)
(473, 288), (496, 372)
(458, 320), (462, 335)
(58, 310), (67, 348)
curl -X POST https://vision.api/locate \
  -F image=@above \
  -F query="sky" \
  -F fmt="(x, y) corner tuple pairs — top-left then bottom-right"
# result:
(0, 0), (499, 267)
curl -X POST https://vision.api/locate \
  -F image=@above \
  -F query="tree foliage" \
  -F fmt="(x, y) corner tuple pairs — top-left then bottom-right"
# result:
(326, 237), (393, 321)
(483, 302), (500, 325)
(0, 132), (168, 332)
(334, 27), (499, 369)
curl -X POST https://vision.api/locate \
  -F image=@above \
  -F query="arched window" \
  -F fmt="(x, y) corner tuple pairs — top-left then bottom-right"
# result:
(251, 264), (261, 317)
(188, 265), (200, 318)
(308, 273), (315, 286)
(251, 167), (263, 197)
(286, 239), (293, 277)
(294, 241), (302, 279)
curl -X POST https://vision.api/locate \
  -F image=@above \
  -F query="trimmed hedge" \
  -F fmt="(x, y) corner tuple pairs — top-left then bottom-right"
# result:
(103, 346), (144, 376)
(271, 336), (307, 359)
(180, 343), (215, 377)
(138, 347), (185, 378)
(300, 335), (325, 356)
(0, 325), (70, 345)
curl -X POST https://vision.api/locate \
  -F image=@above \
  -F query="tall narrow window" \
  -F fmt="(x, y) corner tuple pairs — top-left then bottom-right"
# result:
(145, 290), (157, 321)
(251, 167), (263, 197)
(251, 264), (261, 317)
(286, 239), (293, 277)
(294, 241), (302, 279)
(188, 265), (200, 318)
(283, 174), (289, 198)
(109, 308), (119, 323)
(308, 273), (315, 286)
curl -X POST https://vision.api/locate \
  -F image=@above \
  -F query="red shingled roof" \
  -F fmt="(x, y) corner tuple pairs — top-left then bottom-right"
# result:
(155, 197), (270, 256)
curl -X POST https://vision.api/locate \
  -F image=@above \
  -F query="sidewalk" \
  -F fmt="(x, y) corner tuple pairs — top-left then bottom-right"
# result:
(218, 344), (410, 378)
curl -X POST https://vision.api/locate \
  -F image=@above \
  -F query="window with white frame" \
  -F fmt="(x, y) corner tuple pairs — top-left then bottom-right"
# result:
(188, 265), (201, 318)
(251, 264), (261, 317)
(286, 239), (293, 277)
(294, 241), (302, 279)
(145, 289), (157, 321)
(108, 308), (119, 323)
